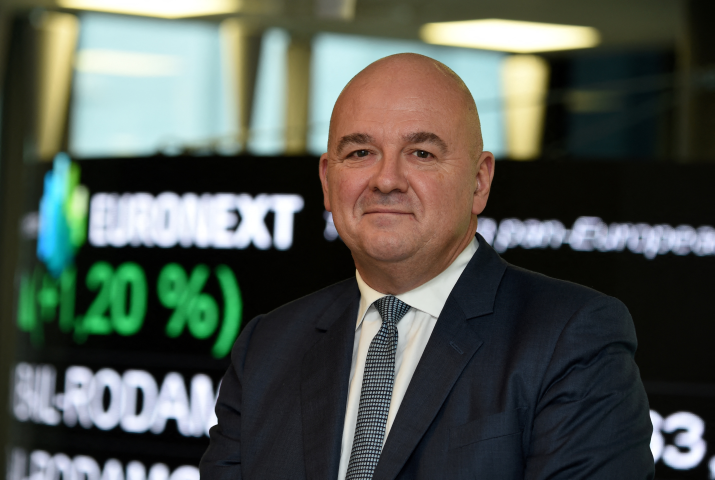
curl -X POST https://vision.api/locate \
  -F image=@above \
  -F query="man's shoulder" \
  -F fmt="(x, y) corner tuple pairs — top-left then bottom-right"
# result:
(234, 277), (358, 362)
(464, 237), (625, 320)
(267, 276), (358, 320)
(484, 263), (637, 358)
(503, 263), (604, 299)
(247, 277), (358, 336)
(497, 262), (628, 321)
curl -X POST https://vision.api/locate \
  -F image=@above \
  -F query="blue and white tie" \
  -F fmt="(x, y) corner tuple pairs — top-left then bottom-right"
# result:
(346, 295), (411, 480)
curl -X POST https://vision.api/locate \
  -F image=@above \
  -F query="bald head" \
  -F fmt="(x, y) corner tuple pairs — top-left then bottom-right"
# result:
(328, 53), (483, 158)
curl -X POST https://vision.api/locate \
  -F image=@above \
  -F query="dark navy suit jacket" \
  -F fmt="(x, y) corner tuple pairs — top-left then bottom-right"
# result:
(200, 234), (655, 479)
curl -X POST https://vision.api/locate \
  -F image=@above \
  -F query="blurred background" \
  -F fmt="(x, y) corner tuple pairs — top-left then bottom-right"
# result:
(1, 0), (714, 478)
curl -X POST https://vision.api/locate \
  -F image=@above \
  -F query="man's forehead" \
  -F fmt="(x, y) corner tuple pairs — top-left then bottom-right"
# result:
(333, 86), (456, 132)
(332, 92), (461, 135)
(342, 77), (456, 108)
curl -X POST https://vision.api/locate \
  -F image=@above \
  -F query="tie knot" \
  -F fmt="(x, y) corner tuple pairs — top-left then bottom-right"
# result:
(374, 295), (411, 327)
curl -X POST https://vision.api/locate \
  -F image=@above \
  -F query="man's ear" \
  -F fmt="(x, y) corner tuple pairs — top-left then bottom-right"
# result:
(472, 150), (495, 215)
(319, 153), (331, 211)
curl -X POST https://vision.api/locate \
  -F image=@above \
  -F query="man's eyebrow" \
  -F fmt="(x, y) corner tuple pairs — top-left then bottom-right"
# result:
(336, 133), (374, 154)
(403, 131), (448, 152)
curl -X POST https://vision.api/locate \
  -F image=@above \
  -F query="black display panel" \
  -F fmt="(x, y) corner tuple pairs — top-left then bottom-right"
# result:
(5, 156), (714, 479)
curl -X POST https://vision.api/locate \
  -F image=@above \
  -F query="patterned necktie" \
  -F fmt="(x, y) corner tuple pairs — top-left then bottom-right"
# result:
(346, 295), (411, 480)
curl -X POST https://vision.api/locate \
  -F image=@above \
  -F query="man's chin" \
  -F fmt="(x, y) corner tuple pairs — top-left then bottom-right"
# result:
(360, 236), (416, 263)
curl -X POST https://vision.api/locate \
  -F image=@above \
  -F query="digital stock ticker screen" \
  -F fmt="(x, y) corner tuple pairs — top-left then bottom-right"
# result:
(7, 155), (355, 480)
(5, 156), (715, 479)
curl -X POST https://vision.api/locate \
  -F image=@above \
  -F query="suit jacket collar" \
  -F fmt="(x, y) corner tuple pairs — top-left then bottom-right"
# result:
(301, 279), (359, 480)
(451, 233), (508, 320)
(374, 234), (508, 479)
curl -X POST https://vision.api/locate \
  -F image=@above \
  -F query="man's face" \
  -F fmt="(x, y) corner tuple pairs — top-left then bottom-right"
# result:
(319, 65), (491, 269)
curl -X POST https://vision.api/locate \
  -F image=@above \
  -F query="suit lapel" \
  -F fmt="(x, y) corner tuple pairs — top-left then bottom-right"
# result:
(374, 235), (508, 480)
(301, 281), (359, 480)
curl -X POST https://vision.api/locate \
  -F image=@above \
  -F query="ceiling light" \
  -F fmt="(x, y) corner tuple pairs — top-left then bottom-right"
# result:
(420, 19), (600, 53)
(57, 0), (240, 19)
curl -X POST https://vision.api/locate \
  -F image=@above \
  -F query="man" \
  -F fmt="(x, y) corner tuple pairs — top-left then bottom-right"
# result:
(200, 53), (654, 479)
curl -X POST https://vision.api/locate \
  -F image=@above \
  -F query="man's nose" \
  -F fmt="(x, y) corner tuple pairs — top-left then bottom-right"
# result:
(370, 149), (408, 194)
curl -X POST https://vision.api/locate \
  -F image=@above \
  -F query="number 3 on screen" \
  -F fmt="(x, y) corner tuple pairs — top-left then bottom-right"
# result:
(650, 410), (706, 470)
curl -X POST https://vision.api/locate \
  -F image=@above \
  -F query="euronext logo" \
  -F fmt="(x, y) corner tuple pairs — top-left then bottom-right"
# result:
(36, 153), (89, 277)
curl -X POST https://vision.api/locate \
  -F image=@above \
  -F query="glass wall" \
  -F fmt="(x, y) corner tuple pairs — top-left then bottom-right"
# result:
(69, 14), (236, 158)
(69, 20), (508, 158)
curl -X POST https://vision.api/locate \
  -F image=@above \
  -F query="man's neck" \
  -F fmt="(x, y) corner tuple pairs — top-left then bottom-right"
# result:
(354, 227), (476, 295)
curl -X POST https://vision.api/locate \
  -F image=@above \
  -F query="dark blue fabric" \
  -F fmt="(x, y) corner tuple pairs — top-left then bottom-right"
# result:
(200, 234), (655, 480)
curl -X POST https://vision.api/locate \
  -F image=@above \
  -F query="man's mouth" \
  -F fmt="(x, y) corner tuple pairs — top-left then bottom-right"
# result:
(364, 209), (411, 215)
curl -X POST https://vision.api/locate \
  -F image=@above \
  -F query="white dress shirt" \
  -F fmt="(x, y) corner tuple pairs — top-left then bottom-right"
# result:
(337, 238), (478, 479)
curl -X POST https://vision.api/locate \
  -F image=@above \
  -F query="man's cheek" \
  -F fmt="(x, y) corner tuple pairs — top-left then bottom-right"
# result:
(335, 175), (360, 199)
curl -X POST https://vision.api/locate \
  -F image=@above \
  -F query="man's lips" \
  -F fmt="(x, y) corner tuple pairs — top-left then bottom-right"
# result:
(363, 209), (412, 215)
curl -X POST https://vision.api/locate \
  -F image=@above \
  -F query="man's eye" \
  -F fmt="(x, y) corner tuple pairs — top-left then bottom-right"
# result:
(354, 150), (369, 158)
(415, 150), (431, 159)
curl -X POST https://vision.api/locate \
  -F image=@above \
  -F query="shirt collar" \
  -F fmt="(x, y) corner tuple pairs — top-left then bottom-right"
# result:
(355, 237), (478, 329)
